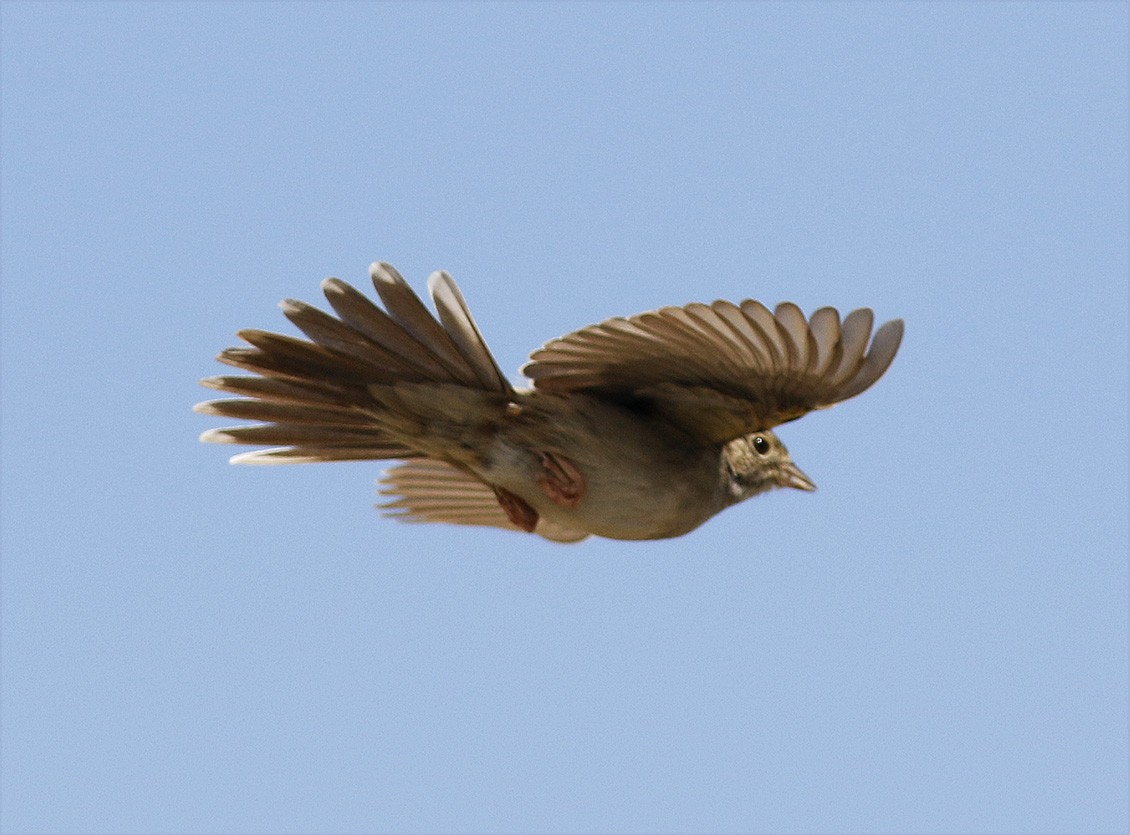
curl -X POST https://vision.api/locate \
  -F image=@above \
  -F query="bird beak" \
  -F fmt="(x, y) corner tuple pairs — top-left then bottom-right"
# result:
(777, 462), (817, 492)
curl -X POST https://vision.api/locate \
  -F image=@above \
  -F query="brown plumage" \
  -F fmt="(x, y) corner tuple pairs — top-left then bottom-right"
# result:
(196, 262), (903, 542)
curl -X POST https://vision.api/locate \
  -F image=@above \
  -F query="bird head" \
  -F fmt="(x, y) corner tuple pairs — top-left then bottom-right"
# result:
(723, 431), (816, 502)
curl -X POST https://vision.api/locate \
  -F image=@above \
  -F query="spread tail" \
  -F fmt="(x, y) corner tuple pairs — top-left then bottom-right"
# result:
(195, 262), (512, 464)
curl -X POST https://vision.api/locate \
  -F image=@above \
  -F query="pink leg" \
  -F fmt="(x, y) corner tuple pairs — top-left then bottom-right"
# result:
(536, 451), (586, 509)
(493, 487), (539, 532)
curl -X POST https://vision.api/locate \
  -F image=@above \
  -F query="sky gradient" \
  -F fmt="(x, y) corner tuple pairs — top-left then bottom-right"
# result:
(2, 3), (1127, 833)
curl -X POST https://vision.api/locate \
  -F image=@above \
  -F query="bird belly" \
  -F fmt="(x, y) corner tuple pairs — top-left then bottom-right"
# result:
(476, 395), (725, 541)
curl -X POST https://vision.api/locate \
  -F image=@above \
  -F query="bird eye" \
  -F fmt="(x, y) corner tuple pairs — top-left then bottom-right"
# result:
(753, 435), (770, 455)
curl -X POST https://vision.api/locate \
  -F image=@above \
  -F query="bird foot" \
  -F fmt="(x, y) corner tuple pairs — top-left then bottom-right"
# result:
(493, 486), (539, 532)
(536, 451), (585, 509)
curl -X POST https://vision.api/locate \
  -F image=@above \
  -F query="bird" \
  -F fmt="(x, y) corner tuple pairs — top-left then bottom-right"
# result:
(196, 262), (903, 543)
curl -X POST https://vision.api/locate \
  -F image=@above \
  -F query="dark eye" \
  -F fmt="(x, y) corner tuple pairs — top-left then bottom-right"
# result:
(753, 435), (770, 455)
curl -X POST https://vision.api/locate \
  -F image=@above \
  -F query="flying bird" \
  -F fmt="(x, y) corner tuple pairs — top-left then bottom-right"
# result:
(196, 262), (903, 542)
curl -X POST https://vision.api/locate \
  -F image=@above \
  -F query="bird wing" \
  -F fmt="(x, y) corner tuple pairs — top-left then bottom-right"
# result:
(378, 460), (590, 544)
(522, 299), (903, 443)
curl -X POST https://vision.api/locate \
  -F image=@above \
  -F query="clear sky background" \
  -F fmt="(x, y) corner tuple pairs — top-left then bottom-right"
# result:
(2, 3), (1127, 833)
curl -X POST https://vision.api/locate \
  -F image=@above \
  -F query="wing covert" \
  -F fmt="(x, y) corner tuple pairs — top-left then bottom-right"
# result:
(522, 298), (903, 443)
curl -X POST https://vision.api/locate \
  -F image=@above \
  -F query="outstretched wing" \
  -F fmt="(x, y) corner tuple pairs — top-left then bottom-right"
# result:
(522, 300), (903, 443)
(378, 460), (590, 544)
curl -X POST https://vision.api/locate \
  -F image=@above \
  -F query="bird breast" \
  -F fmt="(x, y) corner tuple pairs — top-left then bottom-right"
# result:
(478, 392), (729, 541)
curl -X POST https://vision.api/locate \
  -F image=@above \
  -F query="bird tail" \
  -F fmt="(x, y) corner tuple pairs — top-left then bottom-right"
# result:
(195, 262), (513, 464)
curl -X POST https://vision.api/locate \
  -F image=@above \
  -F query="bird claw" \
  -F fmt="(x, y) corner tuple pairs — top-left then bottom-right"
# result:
(536, 451), (585, 508)
(493, 486), (539, 532)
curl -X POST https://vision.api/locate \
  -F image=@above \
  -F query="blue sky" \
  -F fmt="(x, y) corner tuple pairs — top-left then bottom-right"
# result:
(2, 3), (1126, 833)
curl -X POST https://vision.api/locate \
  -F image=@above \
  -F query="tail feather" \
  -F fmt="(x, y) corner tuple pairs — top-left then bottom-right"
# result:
(201, 423), (406, 447)
(199, 375), (358, 407)
(379, 460), (588, 542)
(370, 262), (486, 388)
(320, 277), (457, 381)
(195, 398), (377, 427)
(230, 444), (419, 465)
(278, 298), (418, 374)
(427, 271), (511, 394)
(233, 329), (393, 384)
(215, 346), (377, 391)
(197, 264), (512, 465)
